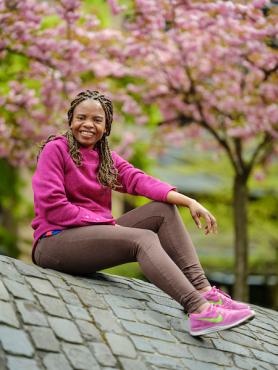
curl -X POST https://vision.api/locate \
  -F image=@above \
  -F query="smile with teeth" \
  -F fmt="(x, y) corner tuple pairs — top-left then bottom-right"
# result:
(80, 130), (95, 137)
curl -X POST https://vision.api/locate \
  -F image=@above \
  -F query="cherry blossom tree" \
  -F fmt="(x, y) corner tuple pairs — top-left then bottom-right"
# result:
(0, 0), (139, 166)
(107, 0), (278, 300)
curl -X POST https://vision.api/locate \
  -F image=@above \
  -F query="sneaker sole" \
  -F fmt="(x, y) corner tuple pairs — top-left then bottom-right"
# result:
(190, 311), (255, 336)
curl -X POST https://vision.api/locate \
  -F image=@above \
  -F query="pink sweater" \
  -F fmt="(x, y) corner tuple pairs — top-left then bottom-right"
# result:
(31, 136), (176, 263)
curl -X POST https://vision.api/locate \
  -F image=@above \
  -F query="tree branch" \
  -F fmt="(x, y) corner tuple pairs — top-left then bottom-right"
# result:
(5, 47), (56, 71)
(246, 133), (273, 177)
(233, 138), (246, 176)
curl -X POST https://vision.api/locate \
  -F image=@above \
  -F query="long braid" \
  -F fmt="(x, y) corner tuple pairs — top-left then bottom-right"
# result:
(37, 90), (120, 190)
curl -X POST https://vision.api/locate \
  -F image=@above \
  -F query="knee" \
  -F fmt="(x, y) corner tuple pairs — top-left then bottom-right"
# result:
(136, 229), (160, 251)
(152, 201), (178, 217)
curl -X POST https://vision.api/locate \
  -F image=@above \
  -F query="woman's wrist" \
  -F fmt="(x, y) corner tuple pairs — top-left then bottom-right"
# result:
(166, 190), (197, 208)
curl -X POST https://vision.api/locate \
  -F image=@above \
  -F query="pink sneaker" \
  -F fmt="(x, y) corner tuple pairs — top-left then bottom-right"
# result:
(189, 304), (255, 336)
(202, 286), (249, 310)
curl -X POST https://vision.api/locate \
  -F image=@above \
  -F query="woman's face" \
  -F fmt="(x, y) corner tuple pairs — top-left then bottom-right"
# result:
(70, 99), (106, 149)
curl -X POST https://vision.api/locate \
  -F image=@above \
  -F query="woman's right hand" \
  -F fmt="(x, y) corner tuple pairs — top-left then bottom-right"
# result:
(188, 200), (218, 235)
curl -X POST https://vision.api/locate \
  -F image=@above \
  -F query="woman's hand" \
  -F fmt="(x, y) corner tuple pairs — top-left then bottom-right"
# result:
(188, 199), (218, 235)
(166, 190), (218, 235)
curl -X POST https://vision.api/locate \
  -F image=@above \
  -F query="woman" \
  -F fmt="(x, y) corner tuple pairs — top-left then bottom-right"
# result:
(32, 90), (254, 336)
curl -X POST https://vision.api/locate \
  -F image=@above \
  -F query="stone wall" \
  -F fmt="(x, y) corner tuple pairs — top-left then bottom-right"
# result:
(0, 255), (277, 370)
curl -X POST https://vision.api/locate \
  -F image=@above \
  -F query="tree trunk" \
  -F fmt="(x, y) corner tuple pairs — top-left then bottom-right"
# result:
(233, 173), (249, 301)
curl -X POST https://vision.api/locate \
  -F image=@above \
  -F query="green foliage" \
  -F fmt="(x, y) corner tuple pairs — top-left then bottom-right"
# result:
(83, 0), (113, 27)
(0, 159), (21, 257)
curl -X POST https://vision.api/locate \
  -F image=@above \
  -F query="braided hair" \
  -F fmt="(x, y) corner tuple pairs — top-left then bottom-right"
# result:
(37, 90), (120, 190)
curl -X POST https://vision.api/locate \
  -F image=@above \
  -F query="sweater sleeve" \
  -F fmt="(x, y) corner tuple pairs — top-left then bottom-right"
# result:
(32, 141), (99, 227)
(112, 151), (177, 201)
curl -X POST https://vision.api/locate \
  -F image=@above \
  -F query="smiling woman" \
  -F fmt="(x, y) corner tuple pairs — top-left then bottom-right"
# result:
(31, 89), (255, 337)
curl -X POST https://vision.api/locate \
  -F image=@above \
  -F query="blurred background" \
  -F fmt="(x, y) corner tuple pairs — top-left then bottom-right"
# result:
(0, 0), (277, 309)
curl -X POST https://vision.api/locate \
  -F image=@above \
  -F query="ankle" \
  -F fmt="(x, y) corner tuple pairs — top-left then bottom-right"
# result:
(198, 286), (212, 294)
(192, 302), (210, 314)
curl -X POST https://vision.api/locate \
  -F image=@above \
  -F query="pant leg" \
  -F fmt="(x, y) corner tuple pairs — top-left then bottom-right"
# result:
(34, 224), (206, 313)
(116, 201), (210, 290)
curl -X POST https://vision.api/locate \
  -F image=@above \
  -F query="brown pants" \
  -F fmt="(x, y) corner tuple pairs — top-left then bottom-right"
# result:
(34, 201), (209, 312)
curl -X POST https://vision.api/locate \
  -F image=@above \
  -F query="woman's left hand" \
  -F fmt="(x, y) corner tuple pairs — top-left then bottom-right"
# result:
(188, 200), (218, 235)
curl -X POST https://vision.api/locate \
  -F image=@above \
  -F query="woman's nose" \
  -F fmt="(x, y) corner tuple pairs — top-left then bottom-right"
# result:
(83, 120), (95, 128)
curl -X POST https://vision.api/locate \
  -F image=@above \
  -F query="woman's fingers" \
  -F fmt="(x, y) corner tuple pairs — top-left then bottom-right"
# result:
(202, 212), (218, 235)
(204, 213), (212, 234)
(192, 212), (202, 229)
(190, 205), (218, 235)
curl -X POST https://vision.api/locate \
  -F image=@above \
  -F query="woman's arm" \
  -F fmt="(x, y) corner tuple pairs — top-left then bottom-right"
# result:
(112, 151), (176, 201)
(166, 190), (218, 235)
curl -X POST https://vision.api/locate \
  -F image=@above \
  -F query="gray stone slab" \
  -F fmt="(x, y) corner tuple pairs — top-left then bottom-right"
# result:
(89, 308), (123, 334)
(255, 332), (278, 346)
(46, 275), (69, 290)
(27, 326), (60, 352)
(170, 316), (190, 332)
(0, 261), (23, 282)
(118, 357), (149, 370)
(105, 332), (137, 358)
(58, 288), (82, 306)
(232, 325), (259, 340)
(109, 305), (137, 321)
(93, 273), (131, 287)
(25, 277), (59, 297)
(67, 304), (91, 321)
(263, 342), (278, 355)
(90, 284), (109, 294)
(250, 319), (276, 333)
(121, 321), (176, 342)
(73, 286), (107, 308)
(129, 282), (170, 297)
(143, 353), (185, 369)
(182, 358), (224, 370)
(43, 353), (72, 370)
(48, 317), (83, 344)
(133, 308), (171, 329)
(0, 280), (10, 300)
(233, 354), (274, 370)
(60, 275), (93, 289)
(62, 342), (100, 369)
(16, 300), (48, 326)
(129, 335), (154, 353)
(212, 338), (251, 356)
(7, 356), (40, 370)
(107, 286), (148, 301)
(172, 330), (214, 349)
(219, 330), (263, 350)
(151, 339), (192, 358)
(89, 342), (117, 367)
(103, 294), (147, 310)
(147, 301), (184, 318)
(251, 348), (278, 365)
(0, 301), (19, 328)
(13, 259), (44, 278)
(76, 319), (102, 342)
(149, 294), (183, 309)
(3, 278), (35, 301)
(36, 294), (71, 318)
(0, 326), (34, 357)
(189, 346), (233, 366)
